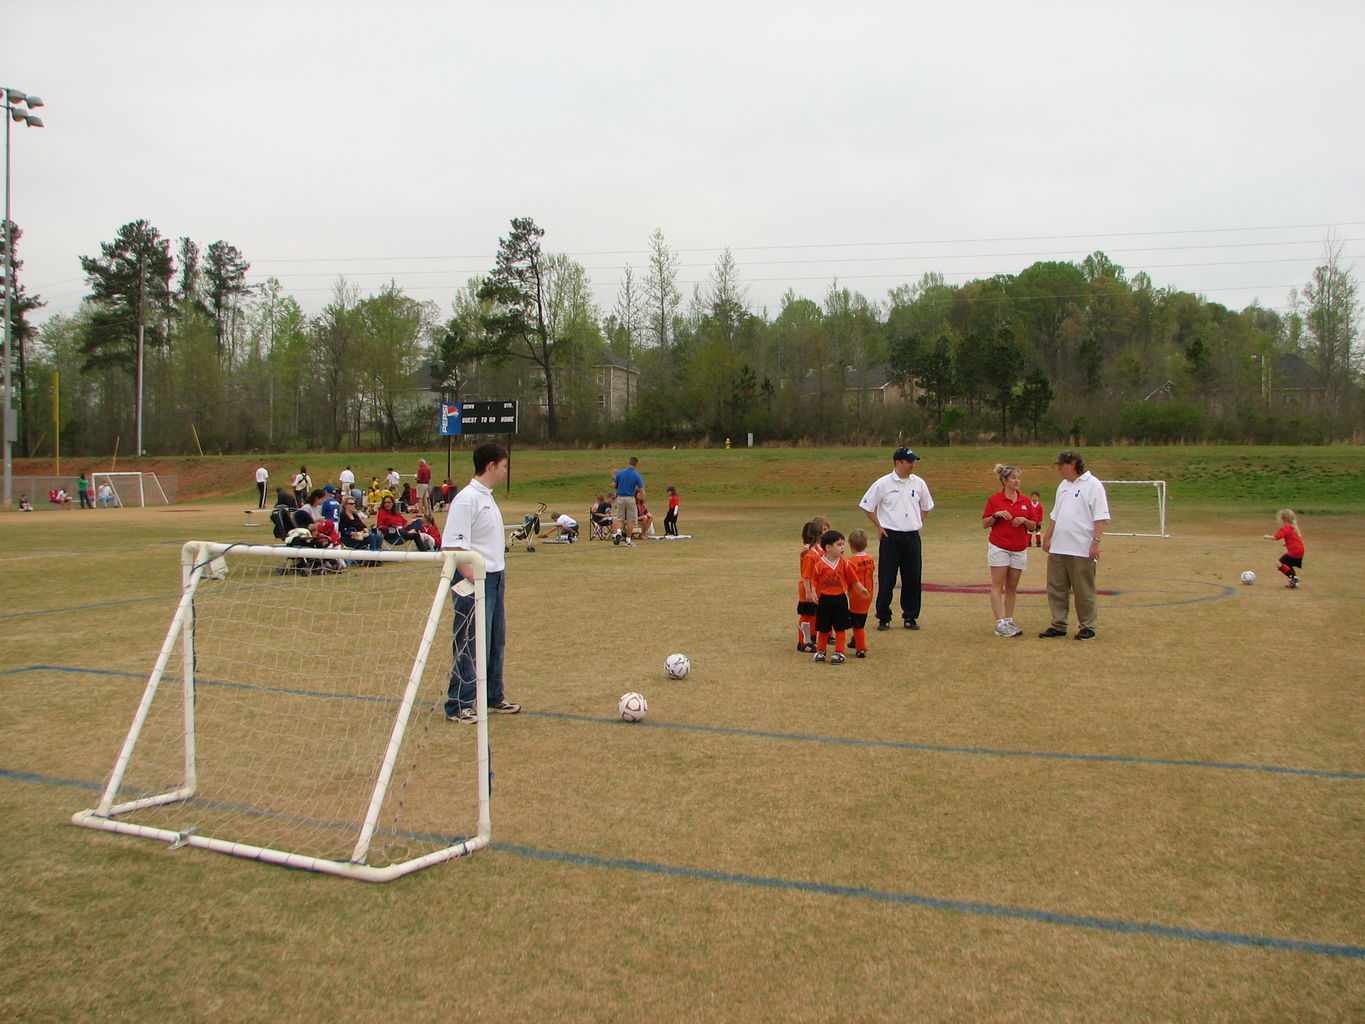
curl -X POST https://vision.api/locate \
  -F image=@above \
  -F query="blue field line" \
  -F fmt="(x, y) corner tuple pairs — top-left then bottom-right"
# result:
(0, 594), (177, 621)
(529, 710), (1365, 781)
(4, 765), (1359, 961)
(5, 665), (1361, 781)
(1, 665), (396, 705)
(493, 843), (1365, 960)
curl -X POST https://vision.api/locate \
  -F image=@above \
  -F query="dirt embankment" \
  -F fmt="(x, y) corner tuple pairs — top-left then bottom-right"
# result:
(15, 456), (252, 503)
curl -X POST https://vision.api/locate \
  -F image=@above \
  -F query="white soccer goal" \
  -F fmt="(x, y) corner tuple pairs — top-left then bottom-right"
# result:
(71, 542), (492, 882)
(1103, 479), (1169, 538)
(90, 471), (172, 507)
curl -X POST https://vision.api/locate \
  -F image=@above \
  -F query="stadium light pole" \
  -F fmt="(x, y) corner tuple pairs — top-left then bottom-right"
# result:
(2, 86), (44, 513)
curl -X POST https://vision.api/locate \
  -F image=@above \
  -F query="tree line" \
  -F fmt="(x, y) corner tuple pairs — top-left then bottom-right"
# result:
(7, 216), (1362, 457)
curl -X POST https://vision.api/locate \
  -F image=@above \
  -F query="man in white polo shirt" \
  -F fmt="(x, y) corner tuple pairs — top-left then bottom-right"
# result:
(1039, 449), (1110, 640)
(859, 446), (935, 631)
(442, 442), (521, 723)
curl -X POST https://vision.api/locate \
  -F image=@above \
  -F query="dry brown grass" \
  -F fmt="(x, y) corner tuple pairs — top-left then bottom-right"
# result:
(1, 482), (1362, 1023)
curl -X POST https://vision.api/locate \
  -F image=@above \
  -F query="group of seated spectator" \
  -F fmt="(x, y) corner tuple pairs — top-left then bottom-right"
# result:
(272, 485), (441, 563)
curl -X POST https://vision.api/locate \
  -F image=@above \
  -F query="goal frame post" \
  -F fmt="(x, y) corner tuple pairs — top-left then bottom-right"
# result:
(1102, 479), (1169, 538)
(71, 541), (492, 882)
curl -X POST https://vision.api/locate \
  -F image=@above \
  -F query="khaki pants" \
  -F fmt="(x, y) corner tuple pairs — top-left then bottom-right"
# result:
(1046, 553), (1099, 631)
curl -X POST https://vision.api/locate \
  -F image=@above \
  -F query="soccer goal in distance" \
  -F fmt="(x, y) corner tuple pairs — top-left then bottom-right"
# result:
(89, 471), (172, 507)
(1103, 479), (1169, 538)
(71, 542), (492, 882)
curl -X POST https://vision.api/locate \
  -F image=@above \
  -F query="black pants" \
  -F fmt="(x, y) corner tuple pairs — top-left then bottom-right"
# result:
(876, 529), (922, 623)
(664, 508), (678, 535)
(257, 481), (267, 508)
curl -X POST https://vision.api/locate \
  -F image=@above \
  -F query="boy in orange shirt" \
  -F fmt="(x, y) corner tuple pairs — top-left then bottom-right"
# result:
(845, 529), (876, 658)
(811, 529), (870, 665)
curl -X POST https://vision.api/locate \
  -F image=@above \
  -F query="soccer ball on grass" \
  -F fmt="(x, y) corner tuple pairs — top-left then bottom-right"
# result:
(664, 653), (691, 679)
(1240, 571), (1256, 585)
(618, 692), (648, 722)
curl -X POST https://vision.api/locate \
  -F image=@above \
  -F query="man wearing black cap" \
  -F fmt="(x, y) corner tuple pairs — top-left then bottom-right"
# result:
(859, 447), (935, 631)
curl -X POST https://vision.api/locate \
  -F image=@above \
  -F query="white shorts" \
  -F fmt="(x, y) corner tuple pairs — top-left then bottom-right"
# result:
(987, 543), (1028, 570)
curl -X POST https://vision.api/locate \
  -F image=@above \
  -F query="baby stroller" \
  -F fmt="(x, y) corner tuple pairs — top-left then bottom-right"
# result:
(505, 501), (547, 554)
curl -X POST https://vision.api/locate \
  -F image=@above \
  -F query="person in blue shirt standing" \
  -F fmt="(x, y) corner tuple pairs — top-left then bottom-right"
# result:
(610, 456), (645, 547)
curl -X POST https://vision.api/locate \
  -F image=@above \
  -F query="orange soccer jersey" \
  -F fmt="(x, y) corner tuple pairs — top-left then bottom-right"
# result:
(798, 543), (823, 603)
(810, 555), (859, 598)
(845, 551), (875, 615)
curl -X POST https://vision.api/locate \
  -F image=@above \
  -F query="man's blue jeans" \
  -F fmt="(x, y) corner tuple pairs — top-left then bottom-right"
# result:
(445, 570), (506, 715)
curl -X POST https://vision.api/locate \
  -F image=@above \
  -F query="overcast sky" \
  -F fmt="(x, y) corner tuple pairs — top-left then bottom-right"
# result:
(7, 0), (1363, 328)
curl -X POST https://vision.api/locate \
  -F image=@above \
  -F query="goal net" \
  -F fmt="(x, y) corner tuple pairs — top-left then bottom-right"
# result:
(71, 542), (492, 882)
(90, 471), (173, 507)
(1102, 479), (1169, 538)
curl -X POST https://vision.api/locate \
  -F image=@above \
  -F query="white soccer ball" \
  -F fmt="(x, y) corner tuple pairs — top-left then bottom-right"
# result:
(1241, 571), (1256, 585)
(618, 692), (648, 722)
(664, 653), (691, 679)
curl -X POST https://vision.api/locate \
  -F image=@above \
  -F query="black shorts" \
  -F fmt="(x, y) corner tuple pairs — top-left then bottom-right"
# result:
(1279, 554), (1303, 569)
(796, 600), (818, 616)
(849, 611), (868, 629)
(815, 593), (851, 633)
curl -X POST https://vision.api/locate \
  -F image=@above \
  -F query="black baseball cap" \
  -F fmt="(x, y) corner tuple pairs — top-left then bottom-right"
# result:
(893, 447), (920, 462)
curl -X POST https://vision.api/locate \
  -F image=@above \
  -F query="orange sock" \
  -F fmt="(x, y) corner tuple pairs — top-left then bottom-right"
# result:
(834, 632), (846, 654)
(852, 627), (866, 651)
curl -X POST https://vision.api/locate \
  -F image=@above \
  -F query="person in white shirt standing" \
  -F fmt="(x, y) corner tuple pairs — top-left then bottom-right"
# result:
(442, 442), (521, 723)
(338, 465), (356, 502)
(254, 464), (269, 509)
(1039, 449), (1110, 641)
(859, 446), (935, 631)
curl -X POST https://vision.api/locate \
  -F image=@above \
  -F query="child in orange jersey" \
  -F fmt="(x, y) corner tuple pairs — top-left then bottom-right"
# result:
(796, 517), (829, 652)
(811, 529), (870, 665)
(845, 528), (876, 658)
(1028, 490), (1045, 547)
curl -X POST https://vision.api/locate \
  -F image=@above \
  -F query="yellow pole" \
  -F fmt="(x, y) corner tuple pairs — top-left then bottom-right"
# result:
(53, 371), (60, 476)
(111, 435), (120, 470)
(190, 422), (204, 457)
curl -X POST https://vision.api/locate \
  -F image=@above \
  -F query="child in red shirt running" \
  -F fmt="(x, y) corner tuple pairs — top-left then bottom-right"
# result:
(811, 529), (870, 665)
(845, 529), (876, 658)
(1264, 508), (1305, 588)
(796, 517), (829, 652)
(1028, 490), (1045, 547)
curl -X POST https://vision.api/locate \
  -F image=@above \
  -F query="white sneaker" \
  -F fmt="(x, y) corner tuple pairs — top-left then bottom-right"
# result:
(994, 620), (1011, 637)
(623, 538), (634, 547)
(1004, 621), (1023, 637)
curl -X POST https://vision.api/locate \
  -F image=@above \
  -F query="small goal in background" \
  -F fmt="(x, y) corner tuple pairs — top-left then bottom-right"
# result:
(89, 471), (173, 507)
(1103, 479), (1169, 538)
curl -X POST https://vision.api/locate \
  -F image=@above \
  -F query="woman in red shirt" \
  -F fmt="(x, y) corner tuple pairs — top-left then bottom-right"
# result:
(375, 494), (408, 546)
(982, 464), (1037, 637)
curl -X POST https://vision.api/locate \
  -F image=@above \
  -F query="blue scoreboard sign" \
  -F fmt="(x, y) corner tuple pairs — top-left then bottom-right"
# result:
(439, 401), (518, 436)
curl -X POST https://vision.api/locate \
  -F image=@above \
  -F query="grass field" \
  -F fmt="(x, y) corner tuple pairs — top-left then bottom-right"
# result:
(2, 446), (1363, 1023)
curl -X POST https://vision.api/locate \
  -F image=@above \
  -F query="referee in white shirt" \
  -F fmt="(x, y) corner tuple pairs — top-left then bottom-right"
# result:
(442, 442), (521, 722)
(859, 447), (935, 630)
